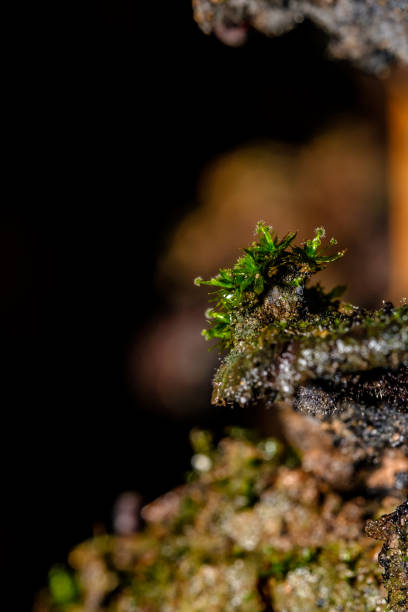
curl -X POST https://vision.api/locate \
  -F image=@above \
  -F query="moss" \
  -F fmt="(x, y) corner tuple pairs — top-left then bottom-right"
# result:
(195, 223), (344, 351)
(38, 431), (394, 612)
(196, 223), (408, 463)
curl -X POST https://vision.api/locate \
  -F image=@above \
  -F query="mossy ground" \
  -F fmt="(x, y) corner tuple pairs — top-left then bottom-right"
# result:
(38, 429), (399, 612)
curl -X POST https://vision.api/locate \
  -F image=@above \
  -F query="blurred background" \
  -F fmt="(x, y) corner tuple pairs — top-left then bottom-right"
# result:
(2, 0), (407, 607)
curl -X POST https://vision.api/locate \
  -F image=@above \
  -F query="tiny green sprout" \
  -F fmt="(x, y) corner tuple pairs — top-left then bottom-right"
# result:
(305, 227), (325, 257)
(195, 222), (345, 350)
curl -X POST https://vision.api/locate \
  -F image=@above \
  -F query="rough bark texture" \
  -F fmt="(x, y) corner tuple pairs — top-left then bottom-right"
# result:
(212, 303), (408, 465)
(193, 0), (408, 73)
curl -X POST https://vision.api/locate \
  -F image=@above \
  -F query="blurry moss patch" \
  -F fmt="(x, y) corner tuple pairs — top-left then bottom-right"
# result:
(36, 430), (404, 612)
(48, 566), (78, 606)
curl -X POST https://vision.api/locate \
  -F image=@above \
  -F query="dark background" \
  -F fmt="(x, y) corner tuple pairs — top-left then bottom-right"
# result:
(3, 0), (384, 606)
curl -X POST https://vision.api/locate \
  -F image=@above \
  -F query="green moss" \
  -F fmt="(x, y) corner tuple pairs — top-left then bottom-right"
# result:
(194, 224), (408, 467)
(195, 223), (344, 350)
(39, 431), (389, 612)
(195, 222), (407, 407)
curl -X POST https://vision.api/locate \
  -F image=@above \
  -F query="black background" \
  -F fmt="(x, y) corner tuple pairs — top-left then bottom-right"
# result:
(3, 1), (382, 606)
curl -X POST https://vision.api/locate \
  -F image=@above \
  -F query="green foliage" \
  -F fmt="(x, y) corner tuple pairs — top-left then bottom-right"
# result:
(261, 546), (319, 580)
(195, 222), (345, 349)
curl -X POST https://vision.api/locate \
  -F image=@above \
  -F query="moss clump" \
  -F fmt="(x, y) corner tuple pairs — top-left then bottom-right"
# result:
(37, 431), (394, 612)
(195, 222), (344, 351)
(196, 223), (408, 463)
